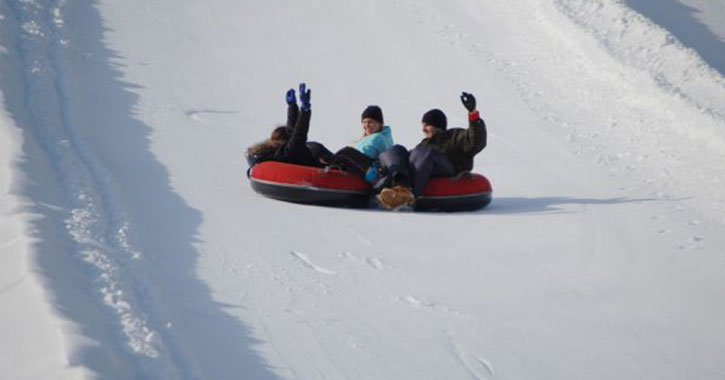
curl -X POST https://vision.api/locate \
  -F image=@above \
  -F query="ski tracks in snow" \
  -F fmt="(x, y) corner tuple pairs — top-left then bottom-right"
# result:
(286, 245), (499, 380)
(184, 109), (238, 125)
(398, 294), (498, 379)
(341, 251), (385, 271)
(4, 1), (185, 377)
(285, 250), (386, 282)
(277, 249), (500, 380)
(290, 250), (337, 276)
(449, 336), (496, 380)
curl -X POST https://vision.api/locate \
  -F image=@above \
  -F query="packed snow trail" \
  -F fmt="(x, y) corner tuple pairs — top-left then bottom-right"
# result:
(2, 0), (725, 380)
(2, 1), (282, 379)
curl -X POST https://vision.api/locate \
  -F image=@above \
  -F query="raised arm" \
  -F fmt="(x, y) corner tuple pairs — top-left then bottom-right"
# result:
(287, 83), (312, 150)
(285, 88), (299, 135)
(455, 92), (487, 155)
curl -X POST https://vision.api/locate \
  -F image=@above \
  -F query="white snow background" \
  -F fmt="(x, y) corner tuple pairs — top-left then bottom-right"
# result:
(2, 0), (725, 379)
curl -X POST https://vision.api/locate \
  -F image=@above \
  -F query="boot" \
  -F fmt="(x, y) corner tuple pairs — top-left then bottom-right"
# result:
(378, 185), (415, 210)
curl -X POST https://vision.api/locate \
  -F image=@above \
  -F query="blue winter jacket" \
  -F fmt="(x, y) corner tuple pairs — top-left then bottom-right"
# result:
(353, 125), (394, 159)
(352, 125), (394, 182)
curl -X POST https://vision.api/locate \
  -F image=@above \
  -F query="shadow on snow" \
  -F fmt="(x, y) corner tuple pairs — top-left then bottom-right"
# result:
(0, 1), (284, 379)
(624, 0), (725, 75)
(483, 196), (659, 215)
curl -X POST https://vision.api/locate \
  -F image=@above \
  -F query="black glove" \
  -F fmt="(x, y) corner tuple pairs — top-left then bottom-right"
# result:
(285, 88), (296, 105)
(460, 92), (476, 112)
(299, 83), (311, 111)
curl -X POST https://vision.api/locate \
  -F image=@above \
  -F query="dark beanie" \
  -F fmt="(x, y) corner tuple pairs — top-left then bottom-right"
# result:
(422, 109), (447, 130)
(361, 105), (384, 124)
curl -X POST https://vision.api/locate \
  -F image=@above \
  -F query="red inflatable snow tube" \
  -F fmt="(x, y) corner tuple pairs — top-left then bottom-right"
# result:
(248, 161), (372, 208)
(248, 161), (493, 211)
(416, 173), (493, 211)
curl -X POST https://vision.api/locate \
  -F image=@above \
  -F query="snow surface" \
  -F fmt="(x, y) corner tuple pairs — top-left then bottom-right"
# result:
(624, 0), (725, 75)
(2, 0), (725, 379)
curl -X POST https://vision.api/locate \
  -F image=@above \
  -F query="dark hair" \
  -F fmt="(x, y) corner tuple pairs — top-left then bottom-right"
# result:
(247, 125), (289, 158)
(270, 126), (290, 143)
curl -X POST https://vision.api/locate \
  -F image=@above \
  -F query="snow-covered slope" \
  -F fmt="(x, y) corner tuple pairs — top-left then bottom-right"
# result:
(2, 0), (725, 379)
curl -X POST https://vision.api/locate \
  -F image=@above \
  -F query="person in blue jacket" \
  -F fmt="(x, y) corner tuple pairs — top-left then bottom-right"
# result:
(307, 105), (394, 181)
(351, 105), (394, 181)
(353, 105), (394, 158)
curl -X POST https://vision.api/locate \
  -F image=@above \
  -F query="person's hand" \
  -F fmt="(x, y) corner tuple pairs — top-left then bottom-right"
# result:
(460, 92), (476, 112)
(285, 88), (296, 105)
(299, 83), (311, 110)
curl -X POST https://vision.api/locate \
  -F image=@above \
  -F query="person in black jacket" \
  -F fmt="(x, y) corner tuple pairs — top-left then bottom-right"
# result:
(246, 83), (322, 168)
(377, 92), (487, 209)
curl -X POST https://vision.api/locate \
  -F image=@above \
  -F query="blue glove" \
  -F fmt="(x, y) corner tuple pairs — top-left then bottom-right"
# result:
(364, 167), (379, 183)
(299, 83), (311, 111)
(285, 88), (296, 105)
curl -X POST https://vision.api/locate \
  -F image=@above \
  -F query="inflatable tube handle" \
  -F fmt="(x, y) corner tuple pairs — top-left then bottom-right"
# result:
(320, 165), (350, 175)
(246, 166), (254, 178)
(454, 170), (472, 180)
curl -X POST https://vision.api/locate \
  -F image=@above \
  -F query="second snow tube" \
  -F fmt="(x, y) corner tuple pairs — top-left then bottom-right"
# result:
(415, 173), (493, 212)
(248, 161), (372, 208)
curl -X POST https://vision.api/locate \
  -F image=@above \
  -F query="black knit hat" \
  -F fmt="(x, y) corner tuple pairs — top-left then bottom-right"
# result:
(361, 105), (384, 124)
(422, 109), (447, 130)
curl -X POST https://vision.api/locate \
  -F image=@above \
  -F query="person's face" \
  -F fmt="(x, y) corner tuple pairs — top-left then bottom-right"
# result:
(422, 123), (439, 139)
(362, 118), (383, 136)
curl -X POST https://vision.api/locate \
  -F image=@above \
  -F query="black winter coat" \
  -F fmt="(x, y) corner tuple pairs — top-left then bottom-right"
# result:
(417, 116), (487, 172)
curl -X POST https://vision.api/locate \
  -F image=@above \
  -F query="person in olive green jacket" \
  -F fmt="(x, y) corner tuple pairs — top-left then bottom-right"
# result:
(377, 92), (487, 209)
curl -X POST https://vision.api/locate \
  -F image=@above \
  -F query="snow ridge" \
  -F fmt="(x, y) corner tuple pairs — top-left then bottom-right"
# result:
(3, 1), (181, 377)
(548, 0), (725, 220)
(555, 0), (725, 122)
